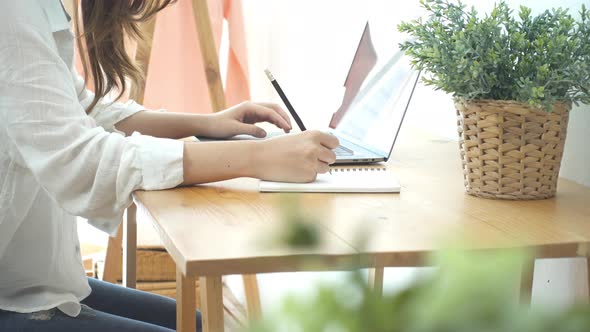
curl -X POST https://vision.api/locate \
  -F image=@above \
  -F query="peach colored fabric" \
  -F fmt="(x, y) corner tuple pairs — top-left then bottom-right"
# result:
(143, 0), (251, 114)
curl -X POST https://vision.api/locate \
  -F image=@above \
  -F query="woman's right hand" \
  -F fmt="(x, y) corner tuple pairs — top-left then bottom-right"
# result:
(254, 130), (340, 183)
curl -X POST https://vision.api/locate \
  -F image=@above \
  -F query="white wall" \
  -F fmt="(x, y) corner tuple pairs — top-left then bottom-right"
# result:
(561, 107), (590, 186)
(242, 0), (429, 128)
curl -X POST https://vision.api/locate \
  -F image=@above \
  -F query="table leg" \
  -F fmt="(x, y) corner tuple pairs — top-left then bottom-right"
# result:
(520, 259), (535, 305)
(122, 203), (137, 289)
(177, 269), (197, 332)
(103, 224), (122, 283)
(242, 274), (262, 321)
(369, 267), (384, 297)
(195, 279), (201, 311)
(200, 275), (224, 332)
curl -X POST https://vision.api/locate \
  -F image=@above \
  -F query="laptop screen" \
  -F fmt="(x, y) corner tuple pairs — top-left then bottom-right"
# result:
(332, 23), (420, 158)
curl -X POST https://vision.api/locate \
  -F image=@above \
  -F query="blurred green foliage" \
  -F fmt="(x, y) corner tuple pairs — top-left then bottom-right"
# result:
(276, 195), (321, 249)
(246, 249), (590, 332)
(398, 0), (590, 111)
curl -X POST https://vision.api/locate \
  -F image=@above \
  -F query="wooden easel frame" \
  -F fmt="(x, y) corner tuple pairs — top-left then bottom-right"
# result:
(102, 0), (261, 322)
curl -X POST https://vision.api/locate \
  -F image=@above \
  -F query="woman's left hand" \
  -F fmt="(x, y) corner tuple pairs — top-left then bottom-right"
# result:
(205, 101), (292, 139)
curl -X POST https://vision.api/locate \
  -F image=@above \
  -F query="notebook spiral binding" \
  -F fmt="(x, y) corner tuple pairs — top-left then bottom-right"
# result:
(330, 167), (387, 173)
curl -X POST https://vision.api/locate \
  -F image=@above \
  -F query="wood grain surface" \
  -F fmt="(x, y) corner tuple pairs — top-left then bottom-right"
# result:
(134, 128), (590, 276)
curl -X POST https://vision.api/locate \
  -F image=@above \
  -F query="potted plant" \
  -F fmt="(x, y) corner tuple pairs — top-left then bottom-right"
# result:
(398, 0), (590, 200)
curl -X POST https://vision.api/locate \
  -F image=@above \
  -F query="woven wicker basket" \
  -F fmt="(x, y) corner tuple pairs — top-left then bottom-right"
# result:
(455, 99), (570, 200)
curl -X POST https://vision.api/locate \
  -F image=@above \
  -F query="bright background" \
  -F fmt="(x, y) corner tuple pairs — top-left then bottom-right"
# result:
(75, 0), (590, 314)
(222, 0), (590, 312)
(234, 0), (590, 187)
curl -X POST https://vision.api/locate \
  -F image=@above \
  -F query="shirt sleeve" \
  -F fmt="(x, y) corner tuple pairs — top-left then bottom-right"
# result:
(0, 22), (184, 236)
(72, 69), (148, 136)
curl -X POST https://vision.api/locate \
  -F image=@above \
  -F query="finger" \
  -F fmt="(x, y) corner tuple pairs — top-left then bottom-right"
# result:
(257, 102), (292, 130)
(237, 123), (267, 138)
(316, 161), (330, 174)
(247, 104), (291, 131)
(317, 132), (340, 149)
(317, 146), (337, 164)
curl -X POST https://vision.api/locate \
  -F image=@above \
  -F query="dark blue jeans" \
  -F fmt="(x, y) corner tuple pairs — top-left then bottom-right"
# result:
(0, 278), (202, 331)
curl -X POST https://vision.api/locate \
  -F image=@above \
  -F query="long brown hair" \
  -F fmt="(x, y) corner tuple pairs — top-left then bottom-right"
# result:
(74, 0), (174, 113)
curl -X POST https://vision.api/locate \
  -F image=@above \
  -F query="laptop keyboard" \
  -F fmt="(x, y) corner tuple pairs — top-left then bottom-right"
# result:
(334, 145), (354, 156)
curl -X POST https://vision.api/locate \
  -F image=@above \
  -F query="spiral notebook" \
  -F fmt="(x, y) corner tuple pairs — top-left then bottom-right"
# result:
(259, 167), (400, 193)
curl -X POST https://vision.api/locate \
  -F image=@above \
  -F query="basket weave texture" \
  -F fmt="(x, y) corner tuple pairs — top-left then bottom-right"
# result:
(455, 99), (570, 200)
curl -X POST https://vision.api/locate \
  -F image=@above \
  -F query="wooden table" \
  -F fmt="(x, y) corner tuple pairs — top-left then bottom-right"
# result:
(126, 129), (590, 332)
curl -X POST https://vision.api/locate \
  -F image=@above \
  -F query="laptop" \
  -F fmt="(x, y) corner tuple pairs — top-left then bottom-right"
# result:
(203, 22), (420, 164)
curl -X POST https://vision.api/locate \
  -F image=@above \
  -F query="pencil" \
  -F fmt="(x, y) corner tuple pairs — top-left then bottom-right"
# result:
(264, 69), (307, 131)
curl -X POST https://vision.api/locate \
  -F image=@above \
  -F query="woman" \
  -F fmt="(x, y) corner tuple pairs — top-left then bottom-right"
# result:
(0, 0), (338, 331)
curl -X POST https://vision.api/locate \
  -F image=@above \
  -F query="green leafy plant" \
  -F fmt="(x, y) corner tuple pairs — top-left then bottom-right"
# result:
(398, 0), (590, 110)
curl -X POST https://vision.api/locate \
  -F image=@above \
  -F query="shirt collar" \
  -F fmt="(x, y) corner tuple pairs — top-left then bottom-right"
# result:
(41, 0), (71, 32)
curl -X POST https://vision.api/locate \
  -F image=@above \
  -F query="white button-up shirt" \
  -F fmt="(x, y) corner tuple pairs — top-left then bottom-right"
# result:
(0, 0), (185, 317)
